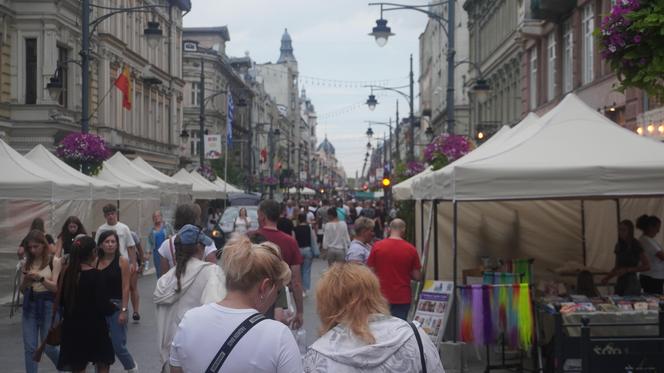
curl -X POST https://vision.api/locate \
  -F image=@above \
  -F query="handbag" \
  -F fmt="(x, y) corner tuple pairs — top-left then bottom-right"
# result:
(205, 313), (266, 372)
(408, 321), (427, 373)
(33, 261), (65, 362)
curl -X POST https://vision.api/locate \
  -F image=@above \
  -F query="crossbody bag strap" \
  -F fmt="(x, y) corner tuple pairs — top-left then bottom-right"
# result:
(169, 238), (175, 264)
(51, 261), (66, 325)
(205, 313), (266, 373)
(408, 321), (427, 373)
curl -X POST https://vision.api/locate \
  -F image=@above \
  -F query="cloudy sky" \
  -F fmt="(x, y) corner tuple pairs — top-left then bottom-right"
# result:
(184, 0), (427, 178)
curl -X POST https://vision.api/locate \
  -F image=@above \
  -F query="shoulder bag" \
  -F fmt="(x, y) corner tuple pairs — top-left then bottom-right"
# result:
(205, 313), (266, 373)
(408, 321), (427, 373)
(33, 261), (66, 362)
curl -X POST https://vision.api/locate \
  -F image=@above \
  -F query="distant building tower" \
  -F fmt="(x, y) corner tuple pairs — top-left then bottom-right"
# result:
(277, 28), (296, 64)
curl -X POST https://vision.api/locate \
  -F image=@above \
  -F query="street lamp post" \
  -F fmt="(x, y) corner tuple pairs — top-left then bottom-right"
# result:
(364, 55), (415, 161)
(369, 1), (454, 134)
(365, 120), (393, 167)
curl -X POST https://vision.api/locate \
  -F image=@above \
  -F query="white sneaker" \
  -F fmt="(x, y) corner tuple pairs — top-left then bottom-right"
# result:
(303, 291), (307, 298)
(127, 363), (139, 373)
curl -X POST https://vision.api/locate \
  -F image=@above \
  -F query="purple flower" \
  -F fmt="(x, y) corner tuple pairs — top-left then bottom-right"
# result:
(633, 35), (642, 43)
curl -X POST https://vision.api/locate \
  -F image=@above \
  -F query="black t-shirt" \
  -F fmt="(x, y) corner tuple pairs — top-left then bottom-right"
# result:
(614, 239), (643, 268)
(293, 225), (312, 248)
(277, 217), (294, 236)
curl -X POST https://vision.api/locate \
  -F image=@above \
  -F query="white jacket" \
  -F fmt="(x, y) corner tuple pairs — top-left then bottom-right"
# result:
(304, 314), (445, 372)
(153, 258), (226, 370)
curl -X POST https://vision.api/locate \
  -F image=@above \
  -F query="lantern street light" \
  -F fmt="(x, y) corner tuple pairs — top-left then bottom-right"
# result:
(366, 127), (374, 138)
(366, 93), (378, 111)
(369, 18), (395, 47)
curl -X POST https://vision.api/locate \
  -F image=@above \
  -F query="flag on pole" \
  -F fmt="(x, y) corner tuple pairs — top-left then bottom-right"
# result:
(227, 93), (234, 146)
(114, 65), (132, 110)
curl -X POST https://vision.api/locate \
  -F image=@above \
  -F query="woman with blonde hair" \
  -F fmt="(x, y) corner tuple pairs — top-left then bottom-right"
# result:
(304, 263), (444, 373)
(169, 235), (302, 373)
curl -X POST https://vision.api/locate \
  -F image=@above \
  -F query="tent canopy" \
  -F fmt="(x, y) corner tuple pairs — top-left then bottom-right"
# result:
(95, 161), (160, 200)
(446, 94), (664, 201)
(412, 113), (540, 201)
(288, 187), (316, 195)
(213, 177), (243, 194)
(0, 139), (90, 200)
(26, 145), (120, 200)
(172, 169), (220, 200)
(189, 170), (228, 198)
(107, 153), (180, 196)
(131, 157), (193, 196)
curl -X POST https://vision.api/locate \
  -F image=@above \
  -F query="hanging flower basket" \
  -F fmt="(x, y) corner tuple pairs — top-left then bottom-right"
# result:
(196, 164), (216, 181)
(56, 133), (111, 176)
(424, 134), (475, 171)
(261, 176), (279, 186)
(597, 0), (664, 97)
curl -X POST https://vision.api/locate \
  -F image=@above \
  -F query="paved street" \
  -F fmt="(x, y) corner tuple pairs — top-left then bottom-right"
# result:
(0, 258), (326, 372)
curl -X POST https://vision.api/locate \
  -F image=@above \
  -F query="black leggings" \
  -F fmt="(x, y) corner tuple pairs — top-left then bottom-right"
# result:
(640, 274), (664, 294)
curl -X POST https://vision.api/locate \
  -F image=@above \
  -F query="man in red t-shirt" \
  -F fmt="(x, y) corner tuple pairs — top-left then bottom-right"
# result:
(248, 199), (304, 329)
(367, 218), (422, 320)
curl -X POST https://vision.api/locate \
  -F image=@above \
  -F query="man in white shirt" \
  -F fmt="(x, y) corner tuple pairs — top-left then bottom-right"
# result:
(95, 203), (140, 318)
(157, 203), (218, 278)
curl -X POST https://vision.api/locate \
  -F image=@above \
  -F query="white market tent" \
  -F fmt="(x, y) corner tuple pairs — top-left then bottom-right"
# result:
(0, 139), (91, 253)
(408, 94), (664, 287)
(189, 170), (229, 198)
(172, 169), (220, 200)
(288, 187), (316, 196)
(393, 166), (434, 201)
(25, 145), (120, 200)
(132, 157), (193, 197)
(107, 153), (180, 197)
(213, 177), (243, 194)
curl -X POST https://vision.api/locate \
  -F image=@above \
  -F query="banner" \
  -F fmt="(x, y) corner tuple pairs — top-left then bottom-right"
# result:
(299, 171), (307, 180)
(413, 280), (454, 344)
(204, 135), (222, 159)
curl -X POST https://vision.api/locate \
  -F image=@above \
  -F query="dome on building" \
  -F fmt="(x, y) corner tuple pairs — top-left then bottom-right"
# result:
(277, 28), (296, 64)
(317, 136), (335, 155)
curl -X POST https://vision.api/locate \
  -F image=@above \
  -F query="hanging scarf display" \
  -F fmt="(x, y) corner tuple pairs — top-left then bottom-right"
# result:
(460, 286), (473, 342)
(517, 283), (534, 349)
(471, 285), (485, 345)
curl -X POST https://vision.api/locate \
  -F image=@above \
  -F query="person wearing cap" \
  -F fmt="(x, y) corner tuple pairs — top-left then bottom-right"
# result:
(153, 224), (226, 373)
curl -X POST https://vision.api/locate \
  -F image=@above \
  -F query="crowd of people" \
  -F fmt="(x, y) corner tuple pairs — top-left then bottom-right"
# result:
(15, 196), (442, 373)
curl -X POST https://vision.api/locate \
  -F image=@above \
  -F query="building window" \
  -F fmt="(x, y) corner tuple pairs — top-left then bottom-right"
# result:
(57, 46), (69, 107)
(190, 82), (201, 106)
(582, 3), (594, 84)
(547, 32), (557, 101)
(562, 20), (573, 93)
(530, 47), (538, 110)
(25, 38), (38, 104)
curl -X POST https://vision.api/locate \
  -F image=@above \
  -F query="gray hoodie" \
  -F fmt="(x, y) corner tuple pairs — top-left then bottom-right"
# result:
(303, 314), (445, 372)
(153, 258), (226, 371)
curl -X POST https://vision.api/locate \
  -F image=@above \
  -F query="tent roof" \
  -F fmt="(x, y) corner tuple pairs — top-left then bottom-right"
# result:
(413, 113), (541, 200)
(95, 161), (160, 200)
(172, 169), (220, 200)
(131, 157), (193, 196)
(189, 171), (229, 198)
(0, 139), (91, 200)
(212, 177), (243, 193)
(393, 166), (434, 201)
(107, 153), (179, 195)
(288, 187), (316, 195)
(447, 94), (664, 201)
(25, 145), (120, 200)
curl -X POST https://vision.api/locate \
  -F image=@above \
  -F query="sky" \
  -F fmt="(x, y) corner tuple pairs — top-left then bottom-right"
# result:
(183, 0), (427, 178)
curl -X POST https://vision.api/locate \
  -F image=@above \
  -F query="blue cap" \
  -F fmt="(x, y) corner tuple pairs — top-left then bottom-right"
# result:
(177, 224), (213, 246)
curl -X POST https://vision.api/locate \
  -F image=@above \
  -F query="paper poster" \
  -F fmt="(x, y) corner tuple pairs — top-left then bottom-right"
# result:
(205, 135), (222, 159)
(413, 280), (454, 344)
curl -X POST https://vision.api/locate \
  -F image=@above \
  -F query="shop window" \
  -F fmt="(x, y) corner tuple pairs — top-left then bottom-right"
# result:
(582, 3), (594, 84)
(529, 47), (538, 110)
(57, 46), (69, 107)
(562, 20), (573, 93)
(547, 32), (557, 101)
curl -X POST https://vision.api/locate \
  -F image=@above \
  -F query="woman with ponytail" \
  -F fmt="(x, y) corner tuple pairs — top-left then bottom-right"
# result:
(169, 234), (300, 373)
(57, 236), (115, 372)
(636, 214), (664, 294)
(153, 224), (226, 373)
(96, 230), (138, 372)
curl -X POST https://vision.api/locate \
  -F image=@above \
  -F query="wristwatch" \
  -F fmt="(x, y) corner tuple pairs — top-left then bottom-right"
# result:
(38, 276), (45, 283)
(121, 307), (128, 313)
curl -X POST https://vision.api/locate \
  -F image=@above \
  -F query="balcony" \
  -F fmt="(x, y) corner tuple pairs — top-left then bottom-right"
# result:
(530, 0), (576, 21)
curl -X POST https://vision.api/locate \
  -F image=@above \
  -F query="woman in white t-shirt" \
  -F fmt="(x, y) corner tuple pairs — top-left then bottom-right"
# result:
(233, 208), (252, 234)
(169, 235), (301, 373)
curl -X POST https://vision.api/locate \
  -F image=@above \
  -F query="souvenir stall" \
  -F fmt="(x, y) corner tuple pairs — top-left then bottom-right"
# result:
(406, 94), (664, 372)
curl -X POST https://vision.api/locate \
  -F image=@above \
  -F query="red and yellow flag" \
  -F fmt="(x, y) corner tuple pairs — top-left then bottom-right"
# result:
(114, 66), (132, 110)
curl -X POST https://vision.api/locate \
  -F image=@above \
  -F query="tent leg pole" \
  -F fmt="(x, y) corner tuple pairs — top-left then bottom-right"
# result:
(452, 200), (458, 342)
(433, 200), (439, 279)
(420, 200), (425, 255)
(614, 199), (621, 228)
(581, 200), (587, 267)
